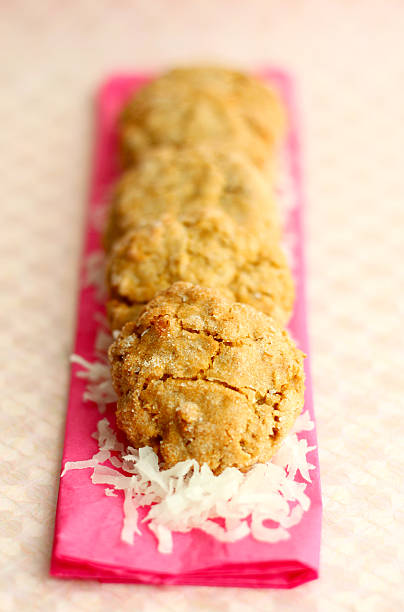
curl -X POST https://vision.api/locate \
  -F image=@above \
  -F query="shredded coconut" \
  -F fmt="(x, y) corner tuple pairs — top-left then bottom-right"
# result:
(90, 202), (110, 234)
(94, 329), (113, 358)
(70, 353), (116, 412)
(61, 449), (111, 477)
(84, 250), (107, 301)
(104, 488), (118, 497)
(63, 357), (316, 552)
(93, 311), (110, 329)
(92, 417), (124, 452)
(292, 410), (315, 433)
(277, 150), (298, 274)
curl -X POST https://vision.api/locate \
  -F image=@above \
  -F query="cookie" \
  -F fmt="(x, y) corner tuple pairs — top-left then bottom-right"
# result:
(103, 146), (280, 251)
(119, 66), (286, 170)
(106, 209), (294, 330)
(109, 282), (305, 475)
(106, 300), (143, 333)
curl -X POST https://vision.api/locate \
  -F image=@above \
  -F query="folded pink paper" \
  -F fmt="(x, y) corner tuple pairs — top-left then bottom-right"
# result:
(51, 70), (322, 588)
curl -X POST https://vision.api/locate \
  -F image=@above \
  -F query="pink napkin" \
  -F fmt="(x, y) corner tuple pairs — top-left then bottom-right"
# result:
(50, 70), (322, 588)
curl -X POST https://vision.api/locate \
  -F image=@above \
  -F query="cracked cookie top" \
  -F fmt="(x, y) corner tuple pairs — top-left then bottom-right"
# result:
(119, 66), (286, 170)
(106, 208), (294, 330)
(108, 282), (305, 474)
(103, 146), (280, 251)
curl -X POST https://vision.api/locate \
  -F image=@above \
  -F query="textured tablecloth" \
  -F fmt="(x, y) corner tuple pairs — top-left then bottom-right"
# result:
(1, 1), (403, 610)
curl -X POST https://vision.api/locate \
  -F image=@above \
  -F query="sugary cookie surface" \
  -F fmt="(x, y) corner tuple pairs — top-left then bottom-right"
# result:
(103, 146), (280, 250)
(106, 208), (294, 330)
(119, 66), (286, 169)
(109, 282), (304, 474)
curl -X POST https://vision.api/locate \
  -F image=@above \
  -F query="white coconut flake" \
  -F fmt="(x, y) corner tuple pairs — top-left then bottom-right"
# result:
(66, 324), (316, 554)
(95, 329), (113, 357)
(92, 418), (124, 452)
(91, 464), (133, 489)
(292, 410), (315, 434)
(277, 148), (299, 275)
(109, 456), (124, 469)
(61, 449), (110, 477)
(272, 434), (316, 482)
(84, 250), (107, 301)
(280, 504), (305, 528)
(251, 516), (290, 543)
(90, 202), (109, 234)
(104, 488), (118, 497)
(121, 489), (141, 544)
(199, 519), (250, 543)
(70, 354), (116, 412)
(93, 311), (110, 329)
(148, 522), (173, 554)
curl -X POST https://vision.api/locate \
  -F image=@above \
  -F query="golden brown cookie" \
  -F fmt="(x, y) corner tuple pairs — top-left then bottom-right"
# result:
(109, 282), (305, 475)
(119, 66), (286, 170)
(103, 146), (280, 251)
(106, 300), (143, 333)
(106, 209), (294, 330)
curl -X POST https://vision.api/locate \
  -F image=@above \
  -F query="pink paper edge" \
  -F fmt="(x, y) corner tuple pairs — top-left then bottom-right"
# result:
(50, 69), (322, 589)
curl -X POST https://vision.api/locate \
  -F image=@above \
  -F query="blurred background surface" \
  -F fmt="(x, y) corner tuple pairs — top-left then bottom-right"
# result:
(1, 1), (403, 610)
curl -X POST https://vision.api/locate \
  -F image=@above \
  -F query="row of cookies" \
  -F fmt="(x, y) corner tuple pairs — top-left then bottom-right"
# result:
(104, 67), (305, 474)
(104, 147), (294, 331)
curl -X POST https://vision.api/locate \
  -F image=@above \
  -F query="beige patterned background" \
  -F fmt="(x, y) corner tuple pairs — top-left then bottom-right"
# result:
(1, 1), (403, 610)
